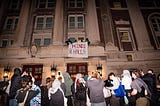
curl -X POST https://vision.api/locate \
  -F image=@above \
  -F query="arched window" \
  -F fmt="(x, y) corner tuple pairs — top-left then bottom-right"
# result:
(148, 13), (160, 49)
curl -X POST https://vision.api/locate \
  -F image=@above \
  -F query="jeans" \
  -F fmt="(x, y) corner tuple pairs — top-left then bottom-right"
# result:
(9, 99), (18, 106)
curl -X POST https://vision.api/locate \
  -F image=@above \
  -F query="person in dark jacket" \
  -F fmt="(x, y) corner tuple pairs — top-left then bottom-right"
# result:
(9, 68), (22, 106)
(0, 81), (9, 106)
(141, 69), (158, 106)
(71, 73), (87, 106)
(48, 78), (66, 106)
(15, 75), (39, 106)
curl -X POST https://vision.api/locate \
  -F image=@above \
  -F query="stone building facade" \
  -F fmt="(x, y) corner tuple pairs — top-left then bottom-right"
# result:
(0, 0), (160, 83)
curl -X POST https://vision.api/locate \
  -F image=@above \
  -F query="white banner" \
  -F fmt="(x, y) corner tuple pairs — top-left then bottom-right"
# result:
(68, 42), (88, 58)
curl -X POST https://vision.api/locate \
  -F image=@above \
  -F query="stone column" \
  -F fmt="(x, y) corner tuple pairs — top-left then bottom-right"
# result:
(15, 0), (31, 46)
(101, 0), (114, 44)
(126, 0), (153, 50)
(53, 0), (64, 45)
(101, 0), (118, 51)
(0, 0), (9, 28)
(86, 0), (100, 44)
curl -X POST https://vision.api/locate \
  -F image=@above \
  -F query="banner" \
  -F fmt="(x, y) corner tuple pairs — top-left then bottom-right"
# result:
(68, 42), (88, 58)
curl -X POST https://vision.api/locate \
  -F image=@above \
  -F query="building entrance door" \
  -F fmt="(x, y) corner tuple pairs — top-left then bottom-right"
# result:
(22, 64), (43, 82)
(67, 63), (88, 81)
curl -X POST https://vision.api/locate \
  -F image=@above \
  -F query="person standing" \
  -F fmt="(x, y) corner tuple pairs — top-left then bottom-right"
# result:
(72, 73), (87, 106)
(48, 79), (66, 106)
(30, 77), (41, 106)
(141, 69), (157, 106)
(15, 75), (39, 106)
(121, 70), (134, 106)
(86, 72), (106, 106)
(130, 69), (151, 106)
(9, 68), (22, 106)
(106, 72), (120, 106)
(63, 72), (73, 106)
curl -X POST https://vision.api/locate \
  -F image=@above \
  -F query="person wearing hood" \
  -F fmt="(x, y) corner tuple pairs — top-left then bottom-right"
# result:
(30, 77), (41, 106)
(9, 68), (22, 106)
(71, 73), (87, 106)
(121, 70), (134, 106)
(48, 79), (66, 106)
(63, 72), (73, 106)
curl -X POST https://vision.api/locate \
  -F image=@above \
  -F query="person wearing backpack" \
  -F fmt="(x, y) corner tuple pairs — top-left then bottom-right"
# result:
(71, 73), (87, 106)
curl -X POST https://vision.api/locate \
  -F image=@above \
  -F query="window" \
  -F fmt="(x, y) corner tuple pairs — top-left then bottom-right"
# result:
(109, 0), (127, 8)
(23, 65), (43, 80)
(35, 16), (53, 30)
(2, 40), (8, 48)
(11, 40), (14, 45)
(34, 39), (41, 46)
(138, 0), (160, 7)
(1, 40), (14, 47)
(4, 17), (18, 31)
(38, 0), (56, 8)
(44, 38), (51, 46)
(68, 15), (84, 29)
(68, 0), (83, 8)
(149, 14), (160, 48)
(67, 63), (88, 81)
(120, 31), (131, 42)
(116, 28), (135, 51)
(34, 37), (52, 46)
(8, 0), (23, 9)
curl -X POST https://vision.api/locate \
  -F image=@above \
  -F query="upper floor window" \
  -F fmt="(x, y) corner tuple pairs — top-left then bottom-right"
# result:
(116, 27), (136, 51)
(1, 40), (8, 48)
(38, 0), (56, 8)
(34, 39), (41, 46)
(8, 0), (23, 9)
(149, 13), (160, 48)
(3, 17), (18, 31)
(68, 0), (84, 8)
(0, 39), (14, 48)
(138, 0), (160, 7)
(44, 38), (51, 46)
(109, 0), (127, 8)
(34, 38), (51, 46)
(35, 16), (53, 30)
(68, 15), (84, 29)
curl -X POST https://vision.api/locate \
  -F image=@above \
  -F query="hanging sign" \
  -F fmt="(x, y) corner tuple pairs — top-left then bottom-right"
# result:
(68, 42), (88, 58)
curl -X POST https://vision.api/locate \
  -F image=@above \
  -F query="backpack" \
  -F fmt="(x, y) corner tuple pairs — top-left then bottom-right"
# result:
(75, 83), (86, 100)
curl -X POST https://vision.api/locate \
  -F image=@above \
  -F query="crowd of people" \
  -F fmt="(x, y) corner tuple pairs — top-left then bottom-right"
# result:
(0, 67), (160, 106)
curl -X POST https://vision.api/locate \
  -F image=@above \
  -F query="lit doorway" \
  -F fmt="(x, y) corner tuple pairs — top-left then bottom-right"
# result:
(22, 64), (43, 83)
(67, 63), (88, 81)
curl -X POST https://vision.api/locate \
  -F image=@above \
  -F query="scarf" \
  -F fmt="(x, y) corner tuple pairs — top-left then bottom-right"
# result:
(48, 79), (63, 99)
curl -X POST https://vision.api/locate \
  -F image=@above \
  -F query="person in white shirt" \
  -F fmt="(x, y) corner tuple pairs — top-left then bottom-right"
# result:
(106, 72), (120, 106)
(121, 70), (134, 106)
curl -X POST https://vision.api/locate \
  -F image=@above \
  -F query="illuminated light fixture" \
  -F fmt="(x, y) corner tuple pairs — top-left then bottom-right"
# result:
(51, 64), (57, 77)
(3, 63), (10, 78)
(96, 63), (102, 76)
